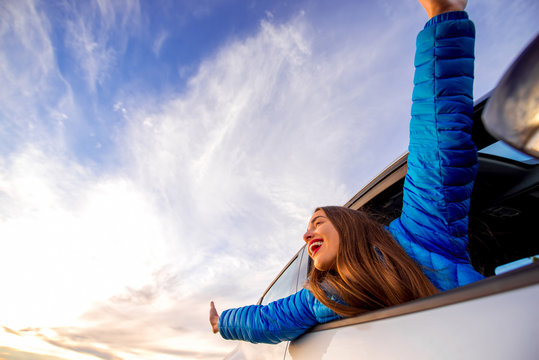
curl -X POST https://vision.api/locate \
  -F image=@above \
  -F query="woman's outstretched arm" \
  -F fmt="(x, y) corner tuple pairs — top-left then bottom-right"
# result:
(211, 289), (339, 344)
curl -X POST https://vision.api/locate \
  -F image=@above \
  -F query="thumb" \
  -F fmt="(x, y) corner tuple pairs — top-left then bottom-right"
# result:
(210, 301), (218, 315)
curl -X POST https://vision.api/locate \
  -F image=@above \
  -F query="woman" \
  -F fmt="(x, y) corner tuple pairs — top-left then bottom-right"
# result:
(209, 0), (484, 344)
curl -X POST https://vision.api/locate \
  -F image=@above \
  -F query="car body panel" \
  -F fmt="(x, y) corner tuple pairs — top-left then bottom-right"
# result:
(289, 282), (539, 359)
(224, 342), (288, 360)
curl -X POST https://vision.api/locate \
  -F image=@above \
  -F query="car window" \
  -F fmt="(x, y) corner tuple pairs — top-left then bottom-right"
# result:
(260, 249), (306, 305)
(297, 247), (310, 289)
(479, 140), (539, 165)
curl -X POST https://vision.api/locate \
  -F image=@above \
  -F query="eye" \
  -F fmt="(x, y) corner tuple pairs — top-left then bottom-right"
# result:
(314, 221), (322, 227)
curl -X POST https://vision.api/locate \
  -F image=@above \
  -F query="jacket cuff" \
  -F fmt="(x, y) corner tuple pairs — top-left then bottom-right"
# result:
(218, 309), (232, 340)
(424, 11), (468, 28)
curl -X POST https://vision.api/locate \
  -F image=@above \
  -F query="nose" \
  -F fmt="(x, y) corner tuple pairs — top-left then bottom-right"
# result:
(303, 229), (314, 243)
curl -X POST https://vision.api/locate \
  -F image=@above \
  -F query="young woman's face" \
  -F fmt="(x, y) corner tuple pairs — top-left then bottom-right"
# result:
(303, 209), (340, 271)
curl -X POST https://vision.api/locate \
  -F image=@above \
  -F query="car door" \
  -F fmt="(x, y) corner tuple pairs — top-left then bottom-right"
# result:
(286, 264), (539, 359)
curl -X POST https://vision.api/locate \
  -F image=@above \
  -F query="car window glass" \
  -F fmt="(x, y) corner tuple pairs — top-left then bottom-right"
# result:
(297, 247), (310, 290)
(479, 140), (539, 165)
(260, 252), (303, 305)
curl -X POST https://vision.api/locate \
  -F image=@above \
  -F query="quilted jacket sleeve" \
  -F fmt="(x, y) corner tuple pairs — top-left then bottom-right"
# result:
(218, 288), (340, 344)
(388, 11), (484, 291)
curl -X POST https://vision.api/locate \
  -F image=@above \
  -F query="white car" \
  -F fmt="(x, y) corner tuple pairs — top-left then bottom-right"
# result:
(224, 34), (539, 360)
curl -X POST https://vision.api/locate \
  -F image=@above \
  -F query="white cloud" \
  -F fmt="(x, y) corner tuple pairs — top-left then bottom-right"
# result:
(0, 146), (169, 330)
(0, 0), (75, 153)
(62, 0), (141, 92)
(152, 30), (168, 58)
(65, 18), (116, 93)
(119, 10), (418, 322)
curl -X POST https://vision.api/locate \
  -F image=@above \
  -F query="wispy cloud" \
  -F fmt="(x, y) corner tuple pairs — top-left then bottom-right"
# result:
(0, 347), (70, 360)
(61, 0), (141, 92)
(117, 7), (420, 325)
(1, 326), (99, 360)
(2, 326), (21, 336)
(0, 0), (74, 154)
(470, 0), (539, 96)
(37, 338), (123, 360)
(152, 30), (168, 58)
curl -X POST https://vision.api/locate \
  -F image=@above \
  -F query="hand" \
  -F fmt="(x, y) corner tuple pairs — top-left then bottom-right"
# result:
(418, 0), (467, 18)
(209, 301), (220, 334)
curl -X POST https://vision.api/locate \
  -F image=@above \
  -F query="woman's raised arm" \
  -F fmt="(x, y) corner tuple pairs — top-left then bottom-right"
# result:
(388, 5), (484, 291)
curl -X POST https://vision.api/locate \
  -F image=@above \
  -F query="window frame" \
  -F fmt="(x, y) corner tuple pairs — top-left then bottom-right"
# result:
(257, 246), (308, 305)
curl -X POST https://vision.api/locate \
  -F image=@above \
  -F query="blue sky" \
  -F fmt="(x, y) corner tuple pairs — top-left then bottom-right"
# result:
(1, 1), (538, 359)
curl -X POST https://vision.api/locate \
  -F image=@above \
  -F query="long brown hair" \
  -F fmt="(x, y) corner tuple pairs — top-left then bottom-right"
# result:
(308, 206), (438, 317)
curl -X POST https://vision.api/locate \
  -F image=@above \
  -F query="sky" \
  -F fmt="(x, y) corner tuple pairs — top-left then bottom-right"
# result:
(1, 0), (538, 359)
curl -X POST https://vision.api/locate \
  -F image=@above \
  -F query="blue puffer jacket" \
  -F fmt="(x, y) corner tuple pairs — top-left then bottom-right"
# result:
(219, 11), (484, 344)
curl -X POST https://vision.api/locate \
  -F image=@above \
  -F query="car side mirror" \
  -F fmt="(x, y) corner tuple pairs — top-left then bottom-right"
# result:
(482, 33), (539, 159)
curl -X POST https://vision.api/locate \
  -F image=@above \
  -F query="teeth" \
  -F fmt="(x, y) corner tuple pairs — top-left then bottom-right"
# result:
(309, 241), (323, 255)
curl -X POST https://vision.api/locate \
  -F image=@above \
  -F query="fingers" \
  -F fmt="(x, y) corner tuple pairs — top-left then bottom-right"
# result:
(209, 301), (219, 334)
(418, 0), (467, 18)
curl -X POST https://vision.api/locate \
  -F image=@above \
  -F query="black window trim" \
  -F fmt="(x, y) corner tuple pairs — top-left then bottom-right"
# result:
(344, 153), (408, 211)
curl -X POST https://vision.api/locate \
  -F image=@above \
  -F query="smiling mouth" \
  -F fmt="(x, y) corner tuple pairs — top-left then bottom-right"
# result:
(308, 239), (323, 256)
